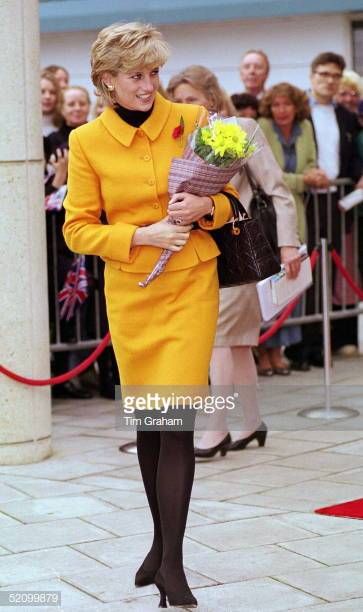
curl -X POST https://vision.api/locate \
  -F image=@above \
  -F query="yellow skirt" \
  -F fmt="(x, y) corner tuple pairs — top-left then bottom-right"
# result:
(104, 259), (219, 386)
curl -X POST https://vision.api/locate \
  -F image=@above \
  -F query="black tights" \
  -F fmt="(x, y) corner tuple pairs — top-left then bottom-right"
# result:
(136, 427), (195, 584)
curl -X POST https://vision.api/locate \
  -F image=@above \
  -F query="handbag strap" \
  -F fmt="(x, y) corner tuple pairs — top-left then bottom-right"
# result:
(244, 165), (259, 195)
(221, 191), (250, 221)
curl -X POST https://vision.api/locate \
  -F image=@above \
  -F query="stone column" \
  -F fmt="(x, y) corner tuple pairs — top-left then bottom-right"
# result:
(0, 0), (52, 464)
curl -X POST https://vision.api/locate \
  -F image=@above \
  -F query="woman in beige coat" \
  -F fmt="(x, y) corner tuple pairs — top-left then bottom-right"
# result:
(167, 66), (300, 457)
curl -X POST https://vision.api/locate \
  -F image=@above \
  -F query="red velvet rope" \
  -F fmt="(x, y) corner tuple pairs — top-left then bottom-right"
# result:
(259, 248), (320, 344)
(0, 248), (324, 385)
(331, 249), (363, 301)
(0, 333), (111, 386)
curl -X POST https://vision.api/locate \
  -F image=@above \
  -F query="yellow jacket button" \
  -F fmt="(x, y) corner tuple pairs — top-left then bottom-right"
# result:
(152, 203), (160, 209)
(148, 178), (155, 185)
(144, 155), (151, 161)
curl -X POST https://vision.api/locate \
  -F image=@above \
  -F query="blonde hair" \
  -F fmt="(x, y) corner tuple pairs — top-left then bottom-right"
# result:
(167, 65), (229, 114)
(91, 22), (170, 104)
(339, 70), (363, 96)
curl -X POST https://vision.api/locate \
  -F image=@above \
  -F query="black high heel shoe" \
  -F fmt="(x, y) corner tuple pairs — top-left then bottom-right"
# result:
(134, 563), (158, 587)
(194, 432), (231, 458)
(154, 569), (198, 608)
(228, 422), (268, 451)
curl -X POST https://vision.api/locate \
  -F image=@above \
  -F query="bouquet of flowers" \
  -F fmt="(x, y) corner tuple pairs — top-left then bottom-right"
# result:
(138, 116), (259, 288)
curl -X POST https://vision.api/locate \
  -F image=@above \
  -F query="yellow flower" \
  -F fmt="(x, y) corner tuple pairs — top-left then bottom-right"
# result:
(198, 120), (255, 162)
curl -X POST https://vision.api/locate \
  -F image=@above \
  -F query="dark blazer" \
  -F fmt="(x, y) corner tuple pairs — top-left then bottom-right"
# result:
(309, 103), (362, 183)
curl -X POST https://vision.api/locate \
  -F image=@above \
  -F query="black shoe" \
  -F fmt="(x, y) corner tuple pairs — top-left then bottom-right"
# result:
(154, 569), (197, 608)
(52, 381), (93, 399)
(273, 366), (291, 376)
(290, 360), (311, 372)
(99, 382), (115, 400)
(194, 433), (231, 458)
(228, 422), (268, 451)
(309, 352), (324, 368)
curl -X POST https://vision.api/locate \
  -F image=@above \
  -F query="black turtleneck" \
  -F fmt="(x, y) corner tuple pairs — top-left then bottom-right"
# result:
(114, 103), (153, 127)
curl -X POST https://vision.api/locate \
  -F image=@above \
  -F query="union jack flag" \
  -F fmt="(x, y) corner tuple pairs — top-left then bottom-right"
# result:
(58, 255), (88, 321)
(45, 185), (67, 211)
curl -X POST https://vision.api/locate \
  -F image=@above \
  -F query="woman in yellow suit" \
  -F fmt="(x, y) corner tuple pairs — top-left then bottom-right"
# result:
(63, 23), (235, 609)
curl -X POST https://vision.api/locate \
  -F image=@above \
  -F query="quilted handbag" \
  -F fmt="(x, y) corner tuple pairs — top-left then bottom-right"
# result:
(211, 191), (281, 288)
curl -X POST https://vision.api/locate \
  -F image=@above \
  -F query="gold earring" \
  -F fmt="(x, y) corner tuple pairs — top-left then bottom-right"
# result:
(106, 84), (114, 91)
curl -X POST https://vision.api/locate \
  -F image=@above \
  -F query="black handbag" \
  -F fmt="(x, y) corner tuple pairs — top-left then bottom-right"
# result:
(211, 191), (281, 288)
(246, 166), (279, 255)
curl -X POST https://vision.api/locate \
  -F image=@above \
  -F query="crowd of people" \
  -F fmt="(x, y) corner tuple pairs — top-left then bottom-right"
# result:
(42, 22), (363, 608)
(41, 45), (363, 403)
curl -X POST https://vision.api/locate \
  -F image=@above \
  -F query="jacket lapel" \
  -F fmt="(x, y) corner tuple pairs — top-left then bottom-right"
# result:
(99, 93), (172, 147)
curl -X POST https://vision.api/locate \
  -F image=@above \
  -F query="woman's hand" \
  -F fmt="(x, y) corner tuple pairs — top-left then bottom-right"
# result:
(167, 193), (213, 224)
(280, 246), (301, 279)
(132, 216), (193, 251)
(50, 148), (68, 189)
(303, 168), (330, 189)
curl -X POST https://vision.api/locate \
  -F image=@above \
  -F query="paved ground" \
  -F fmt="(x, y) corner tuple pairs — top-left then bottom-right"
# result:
(0, 356), (363, 611)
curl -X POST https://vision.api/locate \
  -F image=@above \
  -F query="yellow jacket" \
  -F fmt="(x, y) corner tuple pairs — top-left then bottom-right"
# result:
(63, 93), (237, 273)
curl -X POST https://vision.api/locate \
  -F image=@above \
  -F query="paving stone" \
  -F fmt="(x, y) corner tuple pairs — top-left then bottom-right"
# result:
(0, 512), (21, 528)
(186, 516), (315, 552)
(196, 449), (280, 469)
(191, 478), (267, 501)
(0, 578), (101, 607)
(184, 544), (322, 583)
(277, 429), (363, 444)
(207, 464), (322, 487)
(72, 475), (145, 492)
(259, 480), (363, 504)
(0, 495), (116, 523)
(0, 518), (113, 553)
(0, 547), (106, 586)
(0, 476), (99, 498)
(88, 488), (147, 510)
(275, 561), (363, 601)
(275, 511), (363, 536)
(190, 499), (283, 522)
(63, 562), (215, 603)
(257, 438), (332, 456)
(0, 459), (117, 481)
(324, 467), (363, 485)
(186, 577), (320, 611)
(73, 533), (213, 567)
(280, 530), (363, 565)
(62, 446), (134, 466)
(0, 483), (29, 503)
(230, 492), (317, 512)
(51, 435), (113, 456)
(297, 598), (363, 611)
(326, 439), (363, 455)
(271, 451), (363, 472)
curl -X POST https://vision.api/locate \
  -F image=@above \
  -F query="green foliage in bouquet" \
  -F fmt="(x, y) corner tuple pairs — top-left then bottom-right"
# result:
(194, 119), (256, 168)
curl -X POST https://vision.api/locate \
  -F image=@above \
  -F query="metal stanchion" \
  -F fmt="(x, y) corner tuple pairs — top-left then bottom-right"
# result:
(299, 238), (359, 420)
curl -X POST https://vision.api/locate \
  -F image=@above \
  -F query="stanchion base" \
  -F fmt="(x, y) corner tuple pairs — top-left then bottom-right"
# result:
(119, 441), (137, 454)
(298, 406), (359, 420)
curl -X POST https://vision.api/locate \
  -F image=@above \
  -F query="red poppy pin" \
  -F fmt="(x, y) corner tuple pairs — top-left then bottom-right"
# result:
(172, 116), (185, 140)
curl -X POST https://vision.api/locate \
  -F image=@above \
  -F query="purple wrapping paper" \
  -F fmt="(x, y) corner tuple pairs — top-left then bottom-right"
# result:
(138, 148), (246, 288)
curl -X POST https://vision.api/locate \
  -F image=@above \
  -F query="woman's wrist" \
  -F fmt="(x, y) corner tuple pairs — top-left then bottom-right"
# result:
(203, 197), (215, 219)
(132, 226), (148, 247)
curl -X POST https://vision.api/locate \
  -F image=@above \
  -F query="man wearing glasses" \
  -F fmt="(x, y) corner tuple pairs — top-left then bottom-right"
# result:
(287, 52), (362, 368)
